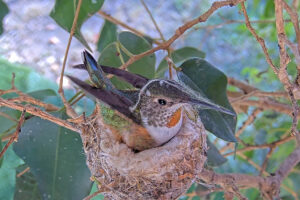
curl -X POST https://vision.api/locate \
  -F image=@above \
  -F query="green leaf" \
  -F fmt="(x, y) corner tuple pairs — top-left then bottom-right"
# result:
(118, 31), (155, 79)
(156, 47), (205, 78)
(0, 0), (9, 35)
(27, 89), (57, 101)
(178, 58), (237, 142)
(97, 20), (117, 52)
(89, 182), (104, 200)
(13, 111), (92, 200)
(14, 165), (42, 200)
(98, 32), (156, 89)
(0, 142), (2, 167)
(50, 0), (104, 50)
(0, 145), (24, 200)
(98, 42), (132, 89)
(264, 0), (275, 18)
(0, 58), (58, 92)
(206, 139), (227, 166)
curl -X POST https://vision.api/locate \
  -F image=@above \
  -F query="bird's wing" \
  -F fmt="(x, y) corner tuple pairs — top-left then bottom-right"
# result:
(67, 75), (141, 124)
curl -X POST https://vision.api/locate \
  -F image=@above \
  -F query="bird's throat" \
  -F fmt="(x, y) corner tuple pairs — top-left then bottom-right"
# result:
(167, 108), (182, 128)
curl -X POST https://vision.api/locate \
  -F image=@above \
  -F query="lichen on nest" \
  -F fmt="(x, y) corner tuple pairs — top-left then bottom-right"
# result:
(80, 106), (208, 200)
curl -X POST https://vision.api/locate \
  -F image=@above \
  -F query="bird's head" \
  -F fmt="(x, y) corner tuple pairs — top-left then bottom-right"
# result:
(129, 79), (235, 145)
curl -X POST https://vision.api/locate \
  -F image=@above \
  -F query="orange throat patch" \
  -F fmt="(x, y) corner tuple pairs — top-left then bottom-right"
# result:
(167, 108), (182, 128)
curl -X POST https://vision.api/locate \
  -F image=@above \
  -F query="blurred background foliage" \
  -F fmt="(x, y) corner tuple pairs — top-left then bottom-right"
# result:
(0, 0), (299, 199)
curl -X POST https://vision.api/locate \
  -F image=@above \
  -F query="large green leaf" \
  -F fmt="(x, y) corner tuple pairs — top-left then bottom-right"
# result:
(0, 58), (58, 93)
(206, 139), (227, 166)
(50, 0), (104, 50)
(0, 145), (24, 200)
(27, 89), (57, 101)
(178, 58), (237, 142)
(0, 0), (8, 35)
(13, 111), (92, 200)
(14, 165), (42, 200)
(97, 20), (117, 52)
(156, 47), (205, 78)
(118, 31), (155, 79)
(0, 142), (2, 167)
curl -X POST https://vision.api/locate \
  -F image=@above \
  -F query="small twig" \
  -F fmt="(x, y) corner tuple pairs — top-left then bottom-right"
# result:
(58, 0), (82, 118)
(193, 18), (292, 31)
(70, 93), (85, 106)
(17, 167), (30, 177)
(59, 0), (82, 92)
(11, 73), (16, 90)
(140, 0), (165, 41)
(139, 0), (175, 80)
(230, 90), (288, 103)
(97, 10), (163, 46)
(1, 125), (17, 141)
(259, 147), (275, 176)
(118, 0), (245, 71)
(232, 99), (298, 118)
(0, 109), (26, 159)
(165, 57), (174, 80)
(241, 2), (278, 74)
(220, 108), (261, 153)
(223, 134), (294, 156)
(0, 111), (18, 122)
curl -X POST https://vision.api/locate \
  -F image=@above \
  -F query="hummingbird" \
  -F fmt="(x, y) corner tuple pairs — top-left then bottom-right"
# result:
(67, 51), (235, 151)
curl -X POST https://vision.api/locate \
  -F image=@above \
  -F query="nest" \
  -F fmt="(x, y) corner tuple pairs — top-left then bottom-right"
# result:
(80, 106), (208, 200)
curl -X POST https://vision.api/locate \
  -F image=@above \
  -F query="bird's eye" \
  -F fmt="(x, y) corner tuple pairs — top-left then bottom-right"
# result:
(158, 99), (167, 105)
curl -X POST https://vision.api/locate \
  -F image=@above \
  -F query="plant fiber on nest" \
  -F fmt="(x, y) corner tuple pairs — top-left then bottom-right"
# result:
(80, 106), (208, 200)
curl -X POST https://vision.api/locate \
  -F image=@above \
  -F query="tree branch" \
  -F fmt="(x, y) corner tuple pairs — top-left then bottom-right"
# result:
(0, 109), (26, 159)
(117, 0), (245, 71)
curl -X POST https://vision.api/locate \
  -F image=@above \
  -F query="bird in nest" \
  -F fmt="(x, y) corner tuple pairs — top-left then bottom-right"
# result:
(67, 51), (235, 151)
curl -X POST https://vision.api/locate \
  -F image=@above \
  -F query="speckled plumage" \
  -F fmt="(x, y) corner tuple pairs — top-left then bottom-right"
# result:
(69, 51), (235, 151)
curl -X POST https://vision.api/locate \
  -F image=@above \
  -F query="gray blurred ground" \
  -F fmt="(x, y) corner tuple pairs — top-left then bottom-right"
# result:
(0, 0), (261, 86)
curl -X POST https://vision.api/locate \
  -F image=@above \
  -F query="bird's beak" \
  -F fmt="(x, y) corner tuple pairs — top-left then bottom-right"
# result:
(186, 97), (235, 116)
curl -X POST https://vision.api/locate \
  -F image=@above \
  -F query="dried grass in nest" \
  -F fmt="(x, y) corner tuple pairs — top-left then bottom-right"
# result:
(80, 107), (208, 200)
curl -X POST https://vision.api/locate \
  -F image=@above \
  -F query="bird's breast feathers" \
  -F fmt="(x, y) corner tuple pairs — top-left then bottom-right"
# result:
(143, 108), (183, 146)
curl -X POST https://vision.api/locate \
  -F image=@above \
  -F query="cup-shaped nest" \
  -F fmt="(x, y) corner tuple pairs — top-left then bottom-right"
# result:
(81, 107), (207, 200)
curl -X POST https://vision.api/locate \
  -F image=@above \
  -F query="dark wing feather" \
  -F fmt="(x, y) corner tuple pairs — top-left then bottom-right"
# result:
(67, 75), (141, 124)
(72, 63), (149, 88)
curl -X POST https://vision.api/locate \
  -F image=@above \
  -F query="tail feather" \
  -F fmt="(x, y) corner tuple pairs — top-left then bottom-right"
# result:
(83, 50), (115, 91)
